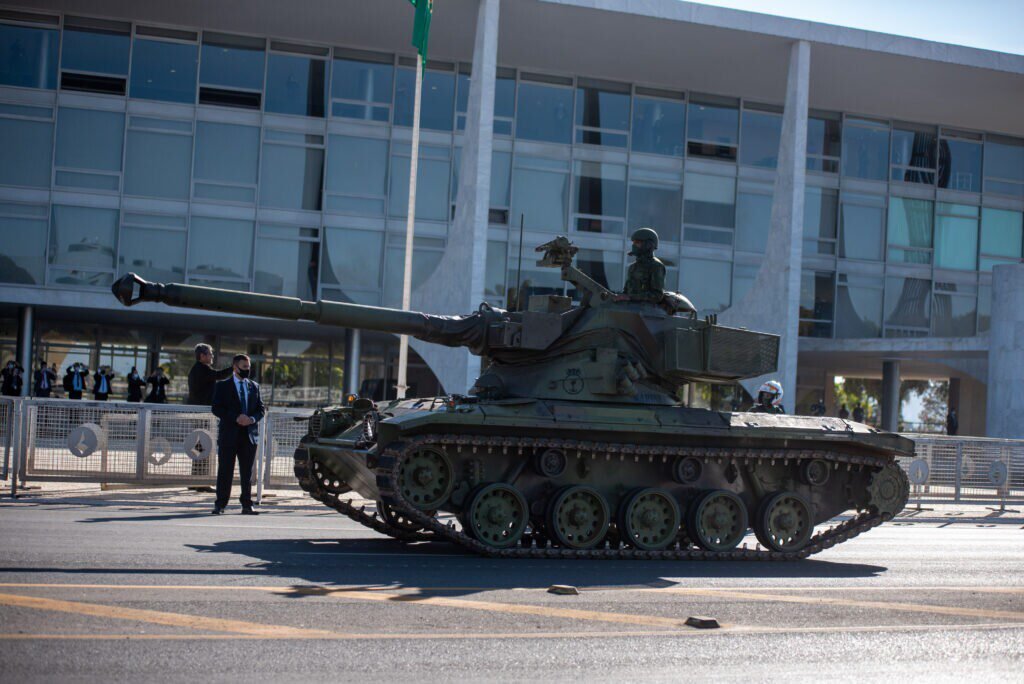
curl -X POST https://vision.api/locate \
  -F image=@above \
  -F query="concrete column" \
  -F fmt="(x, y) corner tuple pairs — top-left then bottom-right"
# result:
(344, 328), (361, 396)
(881, 360), (901, 432)
(947, 376), (961, 414)
(986, 263), (1024, 438)
(16, 306), (33, 397)
(720, 40), (809, 402)
(410, 0), (499, 395)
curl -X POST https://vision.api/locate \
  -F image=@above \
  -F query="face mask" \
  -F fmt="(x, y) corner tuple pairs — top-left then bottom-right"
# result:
(236, 368), (250, 379)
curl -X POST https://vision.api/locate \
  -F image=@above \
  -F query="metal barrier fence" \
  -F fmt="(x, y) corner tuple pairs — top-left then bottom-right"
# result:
(1, 397), (15, 480)
(900, 435), (1024, 508)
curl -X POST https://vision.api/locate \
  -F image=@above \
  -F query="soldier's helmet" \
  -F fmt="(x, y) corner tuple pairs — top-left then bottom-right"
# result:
(630, 227), (659, 250)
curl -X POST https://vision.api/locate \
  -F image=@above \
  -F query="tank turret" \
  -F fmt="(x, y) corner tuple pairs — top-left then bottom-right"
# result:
(112, 237), (778, 404)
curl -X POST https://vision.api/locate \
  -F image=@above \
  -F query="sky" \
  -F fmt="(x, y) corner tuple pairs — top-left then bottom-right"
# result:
(687, 0), (1024, 55)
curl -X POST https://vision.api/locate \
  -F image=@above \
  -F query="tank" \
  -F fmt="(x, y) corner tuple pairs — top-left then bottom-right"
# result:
(111, 236), (911, 560)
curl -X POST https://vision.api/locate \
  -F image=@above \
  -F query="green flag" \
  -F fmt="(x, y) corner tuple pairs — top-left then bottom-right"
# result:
(408, 0), (433, 64)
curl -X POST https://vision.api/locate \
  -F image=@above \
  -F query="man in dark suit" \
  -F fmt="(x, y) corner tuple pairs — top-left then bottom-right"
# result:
(34, 361), (56, 397)
(63, 363), (89, 400)
(210, 354), (265, 515)
(92, 367), (115, 401)
(187, 343), (232, 479)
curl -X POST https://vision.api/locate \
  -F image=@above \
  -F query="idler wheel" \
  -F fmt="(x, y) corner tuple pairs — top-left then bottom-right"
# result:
(620, 488), (681, 551)
(801, 459), (831, 486)
(377, 501), (426, 533)
(547, 485), (610, 549)
(466, 483), (529, 549)
(754, 491), (813, 552)
(866, 462), (910, 520)
(674, 457), (702, 484)
(686, 490), (748, 552)
(398, 447), (454, 510)
(533, 448), (567, 478)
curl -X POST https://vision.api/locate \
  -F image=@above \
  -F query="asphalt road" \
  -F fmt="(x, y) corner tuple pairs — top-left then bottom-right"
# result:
(0, 486), (1022, 682)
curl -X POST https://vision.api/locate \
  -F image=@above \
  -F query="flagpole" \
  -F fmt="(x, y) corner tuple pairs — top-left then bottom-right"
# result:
(396, 57), (424, 400)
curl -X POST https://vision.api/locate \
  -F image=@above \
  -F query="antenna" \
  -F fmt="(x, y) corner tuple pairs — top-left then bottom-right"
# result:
(514, 213), (525, 311)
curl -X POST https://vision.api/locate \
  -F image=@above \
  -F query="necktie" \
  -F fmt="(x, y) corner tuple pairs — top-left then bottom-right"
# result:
(41, 373), (48, 390)
(73, 373), (81, 391)
(238, 380), (247, 411)
(100, 376), (108, 394)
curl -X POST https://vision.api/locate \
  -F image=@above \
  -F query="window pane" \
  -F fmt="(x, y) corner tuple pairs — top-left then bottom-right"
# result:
(680, 258), (730, 314)
(803, 187), (837, 254)
(117, 225), (185, 282)
(978, 284), (991, 332)
(129, 39), (198, 103)
(490, 150), (511, 209)
(934, 206), (978, 271)
(332, 57), (392, 104)
(0, 212), (47, 283)
(266, 54), (325, 117)
(887, 197), (933, 264)
(980, 208), (1023, 261)
(740, 110), (781, 168)
(388, 153), (450, 221)
(49, 205), (118, 270)
(938, 138), (982, 193)
(254, 236), (317, 298)
(200, 35), (264, 90)
(891, 127), (936, 179)
(984, 137), (1024, 197)
(628, 181), (682, 243)
(884, 276), (931, 332)
(124, 129), (192, 199)
(188, 216), (252, 280)
(836, 282), (882, 338)
(55, 108), (125, 173)
(383, 244), (442, 307)
(574, 161), (626, 234)
(516, 82), (572, 144)
(572, 249), (623, 295)
(735, 191), (771, 253)
(194, 121), (259, 188)
(731, 263), (758, 305)
(495, 75), (515, 119)
(511, 158), (568, 233)
(321, 227), (383, 292)
(840, 196), (884, 260)
(0, 117), (52, 187)
(0, 23), (58, 89)
(842, 120), (889, 181)
(807, 116), (841, 158)
(687, 101), (738, 145)
(575, 84), (629, 147)
(485, 240), (506, 298)
(684, 173), (735, 228)
(800, 271), (835, 321)
(62, 27), (129, 75)
(394, 68), (454, 131)
(932, 290), (976, 337)
(260, 143), (324, 211)
(326, 135), (387, 210)
(631, 97), (684, 156)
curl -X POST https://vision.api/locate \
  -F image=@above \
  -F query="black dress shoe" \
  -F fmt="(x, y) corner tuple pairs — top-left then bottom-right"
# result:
(241, 507), (259, 515)
(211, 506), (224, 515)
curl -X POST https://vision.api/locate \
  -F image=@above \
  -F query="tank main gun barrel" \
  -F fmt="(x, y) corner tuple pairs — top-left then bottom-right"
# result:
(111, 273), (488, 349)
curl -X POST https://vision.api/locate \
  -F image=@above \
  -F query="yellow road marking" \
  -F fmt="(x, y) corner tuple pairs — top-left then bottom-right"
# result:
(0, 592), (335, 638)
(656, 588), (1024, 622)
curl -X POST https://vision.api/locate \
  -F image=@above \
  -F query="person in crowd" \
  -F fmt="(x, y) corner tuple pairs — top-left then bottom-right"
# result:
(92, 366), (115, 401)
(750, 380), (786, 414)
(145, 367), (170, 403)
(1, 360), (24, 396)
(33, 360), (56, 397)
(187, 344), (233, 406)
(852, 404), (865, 423)
(810, 397), (826, 417)
(210, 354), (265, 515)
(838, 403), (850, 420)
(63, 362), (89, 400)
(126, 366), (145, 402)
(946, 409), (959, 436)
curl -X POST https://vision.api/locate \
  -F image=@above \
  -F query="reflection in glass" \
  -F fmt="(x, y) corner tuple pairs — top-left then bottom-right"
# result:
(124, 130), (192, 199)
(574, 161), (626, 234)
(839, 195), (884, 261)
(0, 117), (52, 187)
(628, 179), (682, 243)
(266, 54), (325, 117)
(321, 228), (383, 293)
(803, 187), (837, 255)
(389, 152), (450, 221)
(394, 67), (454, 131)
(118, 225), (186, 282)
(687, 101), (738, 145)
(978, 284), (991, 332)
(631, 97), (684, 156)
(735, 191), (771, 253)
(0, 208), (47, 284)
(130, 39), (198, 103)
(193, 122), (259, 202)
(490, 151), (512, 209)
(799, 271), (835, 338)
(680, 258), (731, 314)
(511, 157), (569, 232)
(884, 276), (931, 335)
(836, 276), (882, 338)
(326, 136), (387, 215)
(255, 237), (318, 298)
(938, 137), (982, 193)
(842, 119), (889, 181)
(55, 108), (125, 172)
(932, 286), (977, 337)
(887, 197), (934, 264)
(572, 249), (623, 296)
(934, 203), (978, 271)
(62, 26), (129, 75)
(979, 208), (1023, 269)
(49, 205), (118, 271)
(200, 33), (265, 91)
(383, 244), (443, 307)
(890, 127), (936, 184)
(495, 75), (515, 118)
(731, 263), (759, 306)
(331, 57), (392, 121)
(807, 116), (841, 172)
(0, 23), (58, 89)
(516, 82), (572, 144)
(260, 143), (324, 211)
(575, 83), (629, 147)
(984, 137), (1024, 197)
(684, 173), (735, 228)
(485, 240), (507, 300)
(740, 110), (781, 168)
(188, 216), (253, 281)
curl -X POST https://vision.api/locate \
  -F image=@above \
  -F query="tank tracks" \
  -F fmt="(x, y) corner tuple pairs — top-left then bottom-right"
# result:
(374, 434), (908, 561)
(293, 445), (434, 543)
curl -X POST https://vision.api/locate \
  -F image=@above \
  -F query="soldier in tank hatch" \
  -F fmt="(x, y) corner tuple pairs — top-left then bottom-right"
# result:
(751, 380), (786, 414)
(616, 227), (666, 303)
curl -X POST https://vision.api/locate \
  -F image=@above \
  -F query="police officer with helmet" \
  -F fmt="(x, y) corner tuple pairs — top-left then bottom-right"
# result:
(751, 380), (786, 414)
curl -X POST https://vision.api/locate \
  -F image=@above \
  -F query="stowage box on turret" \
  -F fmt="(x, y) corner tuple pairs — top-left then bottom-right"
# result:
(112, 236), (910, 560)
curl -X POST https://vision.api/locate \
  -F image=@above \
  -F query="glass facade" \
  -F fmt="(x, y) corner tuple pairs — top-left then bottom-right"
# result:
(0, 11), (1019, 351)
